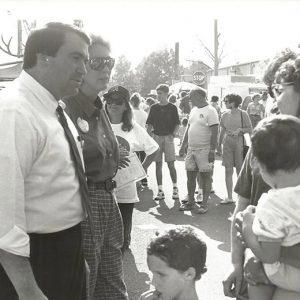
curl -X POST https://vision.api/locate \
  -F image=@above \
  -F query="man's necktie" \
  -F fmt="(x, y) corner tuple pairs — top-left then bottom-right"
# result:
(56, 104), (95, 240)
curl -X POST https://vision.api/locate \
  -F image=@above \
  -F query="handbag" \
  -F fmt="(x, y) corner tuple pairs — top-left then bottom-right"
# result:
(240, 111), (249, 160)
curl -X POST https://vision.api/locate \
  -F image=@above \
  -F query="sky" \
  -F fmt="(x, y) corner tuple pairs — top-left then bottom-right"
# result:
(0, 0), (300, 69)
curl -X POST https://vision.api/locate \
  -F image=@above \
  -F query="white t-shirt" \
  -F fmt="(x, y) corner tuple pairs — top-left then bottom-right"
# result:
(111, 121), (158, 203)
(252, 186), (300, 288)
(132, 109), (148, 129)
(188, 105), (219, 149)
(253, 186), (300, 246)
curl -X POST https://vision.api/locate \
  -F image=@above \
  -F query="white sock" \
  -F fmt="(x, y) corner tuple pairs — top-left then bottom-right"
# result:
(173, 183), (177, 189)
(158, 185), (163, 191)
(198, 188), (203, 194)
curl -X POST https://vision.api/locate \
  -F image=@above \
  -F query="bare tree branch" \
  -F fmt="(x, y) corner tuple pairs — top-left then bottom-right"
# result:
(0, 35), (22, 57)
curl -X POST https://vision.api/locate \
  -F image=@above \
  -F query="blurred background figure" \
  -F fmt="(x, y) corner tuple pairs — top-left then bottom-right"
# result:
(130, 92), (148, 129)
(177, 117), (188, 146)
(130, 92), (149, 188)
(179, 91), (191, 117)
(247, 93), (265, 128)
(210, 95), (221, 120)
(145, 96), (156, 113)
(241, 94), (252, 111)
(217, 94), (252, 204)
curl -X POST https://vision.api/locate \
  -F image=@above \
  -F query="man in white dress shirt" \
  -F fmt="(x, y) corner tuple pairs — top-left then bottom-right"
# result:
(0, 22), (90, 300)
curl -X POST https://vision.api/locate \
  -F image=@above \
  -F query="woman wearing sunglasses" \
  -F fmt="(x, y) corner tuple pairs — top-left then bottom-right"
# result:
(65, 35), (129, 300)
(223, 49), (300, 300)
(104, 85), (159, 253)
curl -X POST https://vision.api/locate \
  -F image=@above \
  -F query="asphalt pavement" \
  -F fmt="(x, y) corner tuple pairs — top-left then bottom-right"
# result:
(123, 141), (237, 300)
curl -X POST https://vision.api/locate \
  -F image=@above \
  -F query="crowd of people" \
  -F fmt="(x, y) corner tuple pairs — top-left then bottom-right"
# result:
(0, 21), (299, 300)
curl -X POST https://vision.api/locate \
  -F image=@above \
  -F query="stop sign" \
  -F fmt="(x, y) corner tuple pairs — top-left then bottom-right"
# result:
(193, 71), (206, 85)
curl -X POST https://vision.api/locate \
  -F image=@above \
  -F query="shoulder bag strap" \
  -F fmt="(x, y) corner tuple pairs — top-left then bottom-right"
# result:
(240, 111), (245, 148)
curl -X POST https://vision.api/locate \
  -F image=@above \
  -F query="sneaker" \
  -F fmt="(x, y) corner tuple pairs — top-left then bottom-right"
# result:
(172, 187), (179, 200)
(154, 190), (165, 201)
(196, 193), (203, 204)
(179, 202), (194, 211)
(220, 198), (234, 204)
(197, 205), (208, 214)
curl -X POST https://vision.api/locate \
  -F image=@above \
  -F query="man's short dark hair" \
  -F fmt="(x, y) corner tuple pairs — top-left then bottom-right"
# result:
(190, 86), (207, 99)
(225, 93), (242, 108)
(23, 22), (90, 70)
(156, 84), (169, 94)
(211, 95), (219, 103)
(252, 115), (300, 174)
(147, 226), (207, 281)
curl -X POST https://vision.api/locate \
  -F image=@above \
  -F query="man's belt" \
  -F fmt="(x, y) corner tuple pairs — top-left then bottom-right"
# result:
(88, 178), (116, 192)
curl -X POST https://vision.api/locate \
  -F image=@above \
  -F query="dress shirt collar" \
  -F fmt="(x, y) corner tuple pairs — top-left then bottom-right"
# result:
(73, 90), (103, 119)
(18, 70), (59, 114)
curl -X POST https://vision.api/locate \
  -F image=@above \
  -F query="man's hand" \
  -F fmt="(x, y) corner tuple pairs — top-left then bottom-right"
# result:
(222, 265), (248, 299)
(243, 249), (270, 286)
(139, 290), (163, 300)
(208, 150), (215, 163)
(118, 150), (130, 169)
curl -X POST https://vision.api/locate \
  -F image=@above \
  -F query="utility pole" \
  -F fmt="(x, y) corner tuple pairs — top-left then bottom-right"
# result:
(175, 42), (179, 80)
(17, 20), (22, 57)
(214, 19), (219, 76)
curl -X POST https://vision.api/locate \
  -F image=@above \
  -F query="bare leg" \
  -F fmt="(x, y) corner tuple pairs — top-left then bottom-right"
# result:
(199, 171), (211, 207)
(167, 161), (177, 184)
(197, 172), (202, 189)
(225, 167), (233, 199)
(155, 161), (163, 186)
(187, 171), (198, 202)
(248, 284), (275, 300)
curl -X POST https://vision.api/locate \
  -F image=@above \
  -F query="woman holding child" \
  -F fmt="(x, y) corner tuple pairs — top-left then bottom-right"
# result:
(224, 49), (300, 300)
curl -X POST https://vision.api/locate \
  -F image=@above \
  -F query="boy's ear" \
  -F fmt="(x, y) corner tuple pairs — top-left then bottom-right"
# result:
(184, 267), (196, 281)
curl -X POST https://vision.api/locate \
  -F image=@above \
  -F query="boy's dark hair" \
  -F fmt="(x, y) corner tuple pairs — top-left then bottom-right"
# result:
(23, 22), (90, 70)
(252, 115), (300, 174)
(225, 93), (242, 108)
(156, 84), (169, 94)
(147, 226), (207, 280)
(181, 117), (188, 126)
(211, 95), (219, 103)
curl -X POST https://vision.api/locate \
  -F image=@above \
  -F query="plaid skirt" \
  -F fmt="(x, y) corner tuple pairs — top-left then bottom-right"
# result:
(82, 184), (128, 300)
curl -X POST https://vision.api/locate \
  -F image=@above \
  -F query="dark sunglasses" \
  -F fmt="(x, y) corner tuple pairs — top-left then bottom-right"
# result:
(106, 97), (124, 106)
(269, 82), (294, 99)
(88, 57), (115, 71)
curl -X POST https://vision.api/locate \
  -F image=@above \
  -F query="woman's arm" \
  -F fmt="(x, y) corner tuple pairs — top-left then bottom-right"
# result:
(280, 244), (300, 268)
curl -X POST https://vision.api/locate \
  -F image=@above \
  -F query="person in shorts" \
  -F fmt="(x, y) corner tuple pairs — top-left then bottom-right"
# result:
(146, 84), (180, 201)
(179, 86), (219, 213)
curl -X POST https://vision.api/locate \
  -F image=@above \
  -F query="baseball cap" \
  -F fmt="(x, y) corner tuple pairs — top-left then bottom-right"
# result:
(103, 85), (130, 102)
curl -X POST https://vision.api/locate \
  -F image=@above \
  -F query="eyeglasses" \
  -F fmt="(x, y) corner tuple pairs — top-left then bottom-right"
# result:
(88, 57), (115, 71)
(105, 97), (124, 106)
(270, 82), (294, 98)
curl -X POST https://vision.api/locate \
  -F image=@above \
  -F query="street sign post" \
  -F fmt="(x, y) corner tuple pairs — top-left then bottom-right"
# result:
(193, 71), (206, 85)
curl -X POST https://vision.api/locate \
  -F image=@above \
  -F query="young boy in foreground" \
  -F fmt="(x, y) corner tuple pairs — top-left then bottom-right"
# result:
(140, 226), (207, 300)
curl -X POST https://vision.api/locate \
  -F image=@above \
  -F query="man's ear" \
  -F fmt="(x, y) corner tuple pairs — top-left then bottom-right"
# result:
(37, 53), (50, 65)
(184, 267), (196, 281)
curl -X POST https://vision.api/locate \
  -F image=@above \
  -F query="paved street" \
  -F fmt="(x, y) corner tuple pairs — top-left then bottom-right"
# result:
(123, 141), (238, 300)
